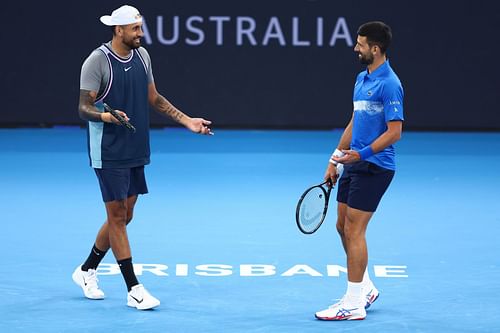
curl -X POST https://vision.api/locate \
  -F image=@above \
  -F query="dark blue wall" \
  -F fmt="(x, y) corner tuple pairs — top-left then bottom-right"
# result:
(2, 0), (499, 130)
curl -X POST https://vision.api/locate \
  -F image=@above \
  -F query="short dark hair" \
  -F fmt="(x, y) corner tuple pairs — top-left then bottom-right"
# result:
(110, 25), (117, 35)
(357, 21), (392, 54)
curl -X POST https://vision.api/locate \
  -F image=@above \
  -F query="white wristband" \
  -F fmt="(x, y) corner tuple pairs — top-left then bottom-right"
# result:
(329, 148), (345, 165)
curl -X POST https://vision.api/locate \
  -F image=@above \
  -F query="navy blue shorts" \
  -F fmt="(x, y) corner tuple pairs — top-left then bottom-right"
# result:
(336, 161), (395, 212)
(94, 166), (148, 202)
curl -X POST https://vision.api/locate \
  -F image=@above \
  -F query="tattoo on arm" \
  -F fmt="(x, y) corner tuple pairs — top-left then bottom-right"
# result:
(153, 94), (186, 123)
(78, 90), (102, 122)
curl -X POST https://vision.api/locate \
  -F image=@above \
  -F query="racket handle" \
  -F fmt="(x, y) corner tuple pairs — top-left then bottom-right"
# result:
(102, 103), (136, 133)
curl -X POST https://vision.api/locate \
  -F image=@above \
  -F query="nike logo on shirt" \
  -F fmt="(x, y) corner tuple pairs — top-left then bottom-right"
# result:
(124, 67), (132, 72)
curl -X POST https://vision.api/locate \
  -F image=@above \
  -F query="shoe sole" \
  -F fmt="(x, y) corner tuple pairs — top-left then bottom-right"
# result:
(315, 314), (366, 321)
(127, 300), (160, 310)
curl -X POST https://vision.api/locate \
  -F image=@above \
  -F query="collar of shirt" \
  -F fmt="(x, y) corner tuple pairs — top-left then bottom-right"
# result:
(361, 60), (391, 81)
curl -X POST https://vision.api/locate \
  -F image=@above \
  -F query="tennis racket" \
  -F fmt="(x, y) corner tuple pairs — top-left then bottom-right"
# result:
(103, 103), (136, 133)
(295, 180), (333, 234)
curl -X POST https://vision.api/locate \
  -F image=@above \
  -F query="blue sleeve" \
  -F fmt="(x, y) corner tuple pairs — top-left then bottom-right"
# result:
(382, 80), (404, 122)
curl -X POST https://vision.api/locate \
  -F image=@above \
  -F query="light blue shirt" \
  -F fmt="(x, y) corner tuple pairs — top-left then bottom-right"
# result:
(351, 60), (404, 170)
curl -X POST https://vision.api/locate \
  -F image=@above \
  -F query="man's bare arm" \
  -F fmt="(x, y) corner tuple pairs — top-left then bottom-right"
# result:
(151, 93), (187, 124)
(337, 115), (354, 151)
(78, 90), (102, 122)
(78, 89), (123, 124)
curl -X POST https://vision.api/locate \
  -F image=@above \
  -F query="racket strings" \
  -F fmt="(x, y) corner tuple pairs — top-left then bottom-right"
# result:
(298, 187), (327, 233)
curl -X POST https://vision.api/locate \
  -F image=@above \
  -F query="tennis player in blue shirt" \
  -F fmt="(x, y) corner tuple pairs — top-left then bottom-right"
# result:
(73, 5), (213, 310)
(315, 21), (404, 321)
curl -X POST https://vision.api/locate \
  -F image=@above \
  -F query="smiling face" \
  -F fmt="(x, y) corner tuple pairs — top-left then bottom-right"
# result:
(354, 36), (376, 65)
(117, 22), (144, 50)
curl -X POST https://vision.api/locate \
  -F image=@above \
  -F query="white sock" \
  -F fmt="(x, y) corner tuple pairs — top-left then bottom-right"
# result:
(345, 281), (364, 307)
(361, 268), (372, 290)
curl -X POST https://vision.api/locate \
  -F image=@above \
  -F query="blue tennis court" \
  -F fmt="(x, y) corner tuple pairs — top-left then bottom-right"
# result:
(1, 128), (499, 332)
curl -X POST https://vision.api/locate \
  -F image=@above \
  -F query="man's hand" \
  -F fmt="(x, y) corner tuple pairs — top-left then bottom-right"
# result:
(186, 118), (214, 135)
(324, 163), (340, 186)
(333, 149), (361, 164)
(101, 110), (129, 125)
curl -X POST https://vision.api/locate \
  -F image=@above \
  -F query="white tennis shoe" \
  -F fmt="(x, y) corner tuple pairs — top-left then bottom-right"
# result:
(364, 285), (380, 309)
(72, 265), (105, 300)
(127, 284), (160, 310)
(315, 298), (366, 321)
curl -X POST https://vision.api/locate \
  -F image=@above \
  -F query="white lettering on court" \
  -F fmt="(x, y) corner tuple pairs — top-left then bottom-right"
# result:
(95, 263), (408, 278)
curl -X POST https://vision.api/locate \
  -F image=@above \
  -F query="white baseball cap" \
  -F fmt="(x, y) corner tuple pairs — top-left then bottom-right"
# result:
(100, 5), (142, 26)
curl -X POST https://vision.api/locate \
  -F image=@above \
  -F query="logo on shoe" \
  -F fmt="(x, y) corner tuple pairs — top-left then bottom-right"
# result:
(335, 307), (358, 319)
(130, 295), (143, 304)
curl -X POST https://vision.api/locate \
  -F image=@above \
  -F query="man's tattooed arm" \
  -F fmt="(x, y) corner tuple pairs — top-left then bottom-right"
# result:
(78, 89), (103, 122)
(152, 94), (188, 124)
(148, 85), (213, 135)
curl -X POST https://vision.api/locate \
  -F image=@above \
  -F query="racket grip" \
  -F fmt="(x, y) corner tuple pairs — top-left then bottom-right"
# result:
(102, 103), (136, 133)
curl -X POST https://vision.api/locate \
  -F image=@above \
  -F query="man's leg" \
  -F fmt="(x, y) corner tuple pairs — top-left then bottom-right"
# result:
(78, 195), (138, 279)
(100, 195), (159, 310)
(100, 196), (149, 297)
(344, 207), (372, 283)
(92, 196), (158, 309)
(336, 202), (348, 253)
(72, 194), (138, 301)
(72, 197), (129, 301)
(315, 205), (372, 320)
(336, 202), (377, 307)
(73, 196), (144, 300)
(103, 198), (131, 259)
(95, 195), (138, 254)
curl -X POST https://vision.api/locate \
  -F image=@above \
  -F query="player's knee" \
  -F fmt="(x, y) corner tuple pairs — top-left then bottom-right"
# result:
(107, 208), (127, 225)
(343, 217), (365, 240)
(343, 225), (356, 243)
(343, 213), (356, 232)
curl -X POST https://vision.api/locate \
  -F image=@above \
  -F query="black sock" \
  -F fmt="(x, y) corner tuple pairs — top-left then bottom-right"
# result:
(81, 244), (107, 271)
(117, 257), (139, 292)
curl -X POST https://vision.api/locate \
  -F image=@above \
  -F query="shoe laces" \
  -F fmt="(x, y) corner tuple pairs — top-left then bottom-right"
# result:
(85, 269), (99, 289)
(331, 295), (364, 310)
